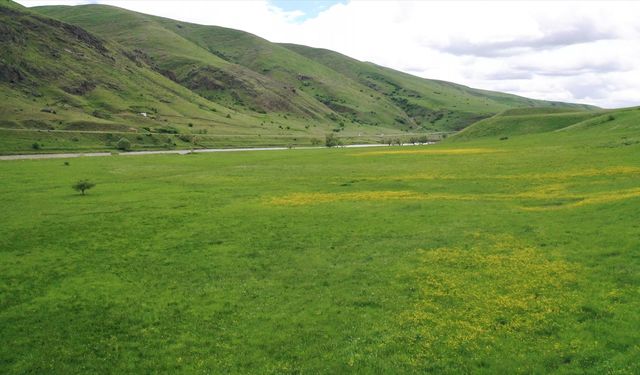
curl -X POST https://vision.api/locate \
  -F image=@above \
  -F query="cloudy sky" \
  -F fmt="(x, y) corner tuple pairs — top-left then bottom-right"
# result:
(17, 0), (640, 108)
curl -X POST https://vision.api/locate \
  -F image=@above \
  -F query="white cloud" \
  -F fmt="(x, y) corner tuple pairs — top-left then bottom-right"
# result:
(16, 0), (640, 108)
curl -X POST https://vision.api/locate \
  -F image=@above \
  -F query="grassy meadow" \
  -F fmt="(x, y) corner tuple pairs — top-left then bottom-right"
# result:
(1, 110), (640, 373)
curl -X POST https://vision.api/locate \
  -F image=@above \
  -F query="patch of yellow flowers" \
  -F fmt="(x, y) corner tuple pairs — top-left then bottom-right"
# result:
(351, 148), (499, 156)
(266, 186), (640, 210)
(399, 234), (580, 366)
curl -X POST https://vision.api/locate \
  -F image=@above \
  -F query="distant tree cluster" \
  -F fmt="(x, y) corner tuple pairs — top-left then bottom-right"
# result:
(383, 138), (403, 146)
(325, 133), (342, 147)
(408, 135), (433, 144)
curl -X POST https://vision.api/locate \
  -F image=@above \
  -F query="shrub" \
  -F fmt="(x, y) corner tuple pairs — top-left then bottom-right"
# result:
(72, 180), (95, 195)
(116, 137), (131, 151)
(325, 133), (342, 147)
(156, 126), (178, 134)
(178, 134), (194, 143)
(31, 142), (40, 150)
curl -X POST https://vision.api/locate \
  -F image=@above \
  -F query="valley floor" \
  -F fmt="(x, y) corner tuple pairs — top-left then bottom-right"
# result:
(1, 122), (639, 373)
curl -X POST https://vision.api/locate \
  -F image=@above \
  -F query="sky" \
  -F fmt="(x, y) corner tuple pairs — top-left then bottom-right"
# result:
(16, 0), (640, 108)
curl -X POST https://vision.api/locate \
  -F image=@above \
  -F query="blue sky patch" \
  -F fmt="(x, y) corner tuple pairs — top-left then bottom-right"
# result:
(270, 0), (347, 21)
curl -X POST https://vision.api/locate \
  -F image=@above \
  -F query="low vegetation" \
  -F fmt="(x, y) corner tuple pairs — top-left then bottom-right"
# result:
(71, 179), (95, 195)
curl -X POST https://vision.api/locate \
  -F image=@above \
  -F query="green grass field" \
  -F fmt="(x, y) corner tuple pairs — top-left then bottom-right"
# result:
(1, 109), (639, 373)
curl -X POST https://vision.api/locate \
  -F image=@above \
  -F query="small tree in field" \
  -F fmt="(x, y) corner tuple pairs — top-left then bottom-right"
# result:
(73, 180), (95, 195)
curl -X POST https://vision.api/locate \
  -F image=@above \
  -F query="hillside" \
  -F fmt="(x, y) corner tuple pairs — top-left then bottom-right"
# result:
(35, 4), (596, 131)
(0, 0), (597, 154)
(0, 0), (310, 153)
(451, 106), (640, 141)
(281, 44), (596, 131)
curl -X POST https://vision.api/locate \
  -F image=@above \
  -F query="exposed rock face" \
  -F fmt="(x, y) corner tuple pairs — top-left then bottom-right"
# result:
(0, 63), (25, 83)
(35, 15), (109, 54)
(63, 80), (97, 95)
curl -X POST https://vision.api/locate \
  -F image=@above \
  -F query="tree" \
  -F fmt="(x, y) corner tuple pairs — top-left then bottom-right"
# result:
(73, 180), (95, 195)
(325, 133), (342, 147)
(116, 137), (131, 151)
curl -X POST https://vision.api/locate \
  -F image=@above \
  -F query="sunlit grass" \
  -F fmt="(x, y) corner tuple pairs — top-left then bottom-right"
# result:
(1, 113), (639, 373)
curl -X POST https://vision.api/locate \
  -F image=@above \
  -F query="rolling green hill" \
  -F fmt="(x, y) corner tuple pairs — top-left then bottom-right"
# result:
(0, 0), (314, 153)
(281, 44), (595, 131)
(0, 0), (598, 154)
(451, 106), (640, 141)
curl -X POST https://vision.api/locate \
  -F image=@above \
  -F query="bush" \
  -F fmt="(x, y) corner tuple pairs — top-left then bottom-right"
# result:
(31, 142), (40, 150)
(72, 180), (95, 195)
(310, 138), (322, 146)
(155, 126), (178, 134)
(178, 134), (194, 143)
(325, 133), (342, 147)
(116, 138), (131, 151)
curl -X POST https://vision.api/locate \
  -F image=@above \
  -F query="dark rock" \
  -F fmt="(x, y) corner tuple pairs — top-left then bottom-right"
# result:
(35, 15), (108, 54)
(63, 80), (97, 96)
(0, 63), (25, 83)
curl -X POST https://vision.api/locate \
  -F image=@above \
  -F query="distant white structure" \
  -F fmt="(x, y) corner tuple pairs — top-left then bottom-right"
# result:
(139, 112), (148, 117)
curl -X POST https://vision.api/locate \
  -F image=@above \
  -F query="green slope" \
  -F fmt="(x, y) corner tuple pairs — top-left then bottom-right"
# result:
(35, 4), (424, 131)
(0, 2), (281, 148)
(0, 1), (401, 154)
(34, 3), (596, 132)
(281, 44), (597, 131)
(34, 4), (353, 121)
(449, 106), (640, 141)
